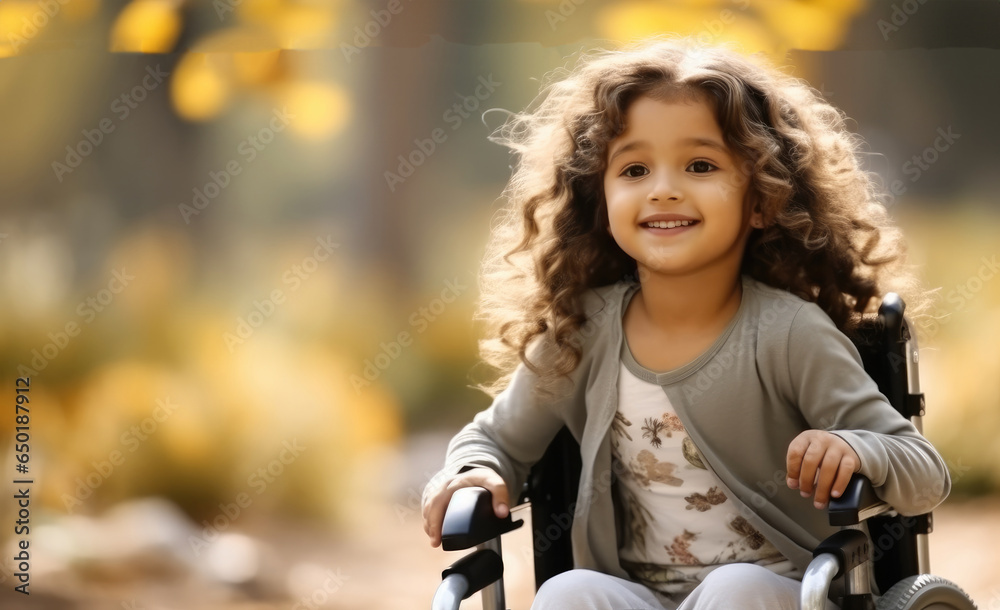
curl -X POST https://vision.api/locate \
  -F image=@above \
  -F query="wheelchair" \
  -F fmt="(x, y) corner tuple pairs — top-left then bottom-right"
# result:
(431, 294), (978, 610)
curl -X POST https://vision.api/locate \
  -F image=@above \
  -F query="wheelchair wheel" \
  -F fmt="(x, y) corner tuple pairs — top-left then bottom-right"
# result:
(876, 574), (978, 610)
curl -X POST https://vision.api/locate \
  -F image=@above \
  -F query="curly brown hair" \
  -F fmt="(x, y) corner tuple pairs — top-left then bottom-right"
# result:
(474, 36), (926, 398)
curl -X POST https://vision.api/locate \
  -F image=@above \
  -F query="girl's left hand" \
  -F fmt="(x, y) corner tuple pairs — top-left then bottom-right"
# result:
(785, 430), (862, 509)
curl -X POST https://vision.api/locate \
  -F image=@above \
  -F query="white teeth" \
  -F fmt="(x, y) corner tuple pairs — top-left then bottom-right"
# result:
(645, 220), (693, 229)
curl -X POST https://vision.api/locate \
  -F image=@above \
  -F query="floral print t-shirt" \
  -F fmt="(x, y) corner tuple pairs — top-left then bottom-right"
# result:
(612, 359), (795, 596)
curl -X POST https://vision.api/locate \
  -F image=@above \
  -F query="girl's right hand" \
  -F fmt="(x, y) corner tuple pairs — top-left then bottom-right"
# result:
(422, 467), (510, 548)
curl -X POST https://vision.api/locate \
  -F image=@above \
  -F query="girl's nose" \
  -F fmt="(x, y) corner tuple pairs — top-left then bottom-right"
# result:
(647, 170), (682, 202)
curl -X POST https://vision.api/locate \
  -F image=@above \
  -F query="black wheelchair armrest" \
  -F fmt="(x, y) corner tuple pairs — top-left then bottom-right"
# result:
(805, 476), (889, 609)
(827, 474), (890, 526)
(441, 487), (524, 551)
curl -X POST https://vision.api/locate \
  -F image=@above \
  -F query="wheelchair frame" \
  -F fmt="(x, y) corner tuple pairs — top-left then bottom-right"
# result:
(433, 294), (976, 610)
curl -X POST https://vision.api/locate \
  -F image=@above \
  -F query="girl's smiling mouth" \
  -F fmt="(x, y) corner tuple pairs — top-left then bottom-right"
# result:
(642, 219), (698, 229)
(638, 214), (700, 233)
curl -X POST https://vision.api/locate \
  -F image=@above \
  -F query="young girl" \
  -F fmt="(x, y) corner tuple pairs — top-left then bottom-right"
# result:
(422, 37), (950, 610)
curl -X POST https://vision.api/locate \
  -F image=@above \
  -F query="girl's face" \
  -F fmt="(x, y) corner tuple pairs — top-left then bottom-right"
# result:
(603, 93), (759, 281)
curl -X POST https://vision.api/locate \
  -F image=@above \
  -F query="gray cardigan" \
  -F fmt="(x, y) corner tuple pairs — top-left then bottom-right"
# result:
(436, 275), (950, 580)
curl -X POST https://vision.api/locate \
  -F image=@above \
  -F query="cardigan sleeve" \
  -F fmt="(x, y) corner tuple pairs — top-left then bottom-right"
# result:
(436, 338), (572, 500)
(426, 283), (618, 504)
(785, 303), (951, 516)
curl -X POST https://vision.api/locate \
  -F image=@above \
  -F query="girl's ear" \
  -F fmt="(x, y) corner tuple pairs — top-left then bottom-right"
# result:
(747, 194), (765, 229)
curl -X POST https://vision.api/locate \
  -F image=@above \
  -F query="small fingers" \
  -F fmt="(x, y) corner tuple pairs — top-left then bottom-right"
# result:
(786, 433), (810, 490)
(796, 441), (825, 497)
(812, 452), (843, 509)
(421, 468), (510, 548)
(483, 472), (511, 519)
(830, 454), (859, 500)
(422, 484), (450, 548)
(787, 431), (864, 509)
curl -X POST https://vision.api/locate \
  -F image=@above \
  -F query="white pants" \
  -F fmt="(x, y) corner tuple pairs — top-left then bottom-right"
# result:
(530, 564), (840, 610)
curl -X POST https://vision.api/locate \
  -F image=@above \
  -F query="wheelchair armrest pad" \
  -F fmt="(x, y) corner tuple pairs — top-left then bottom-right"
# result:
(441, 487), (524, 551)
(828, 474), (890, 526)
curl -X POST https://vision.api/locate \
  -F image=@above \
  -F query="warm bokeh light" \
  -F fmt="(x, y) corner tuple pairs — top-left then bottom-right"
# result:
(756, 0), (855, 50)
(171, 52), (235, 121)
(233, 49), (284, 85)
(0, 0), (95, 57)
(595, 0), (866, 56)
(236, 0), (339, 49)
(278, 81), (351, 139)
(109, 0), (183, 53)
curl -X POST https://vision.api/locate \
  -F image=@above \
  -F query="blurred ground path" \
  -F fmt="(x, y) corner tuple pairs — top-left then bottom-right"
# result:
(929, 495), (1000, 608)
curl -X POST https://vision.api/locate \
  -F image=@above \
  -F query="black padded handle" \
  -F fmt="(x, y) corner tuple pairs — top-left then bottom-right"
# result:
(828, 474), (888, 526)
(441, 487), (523, 551)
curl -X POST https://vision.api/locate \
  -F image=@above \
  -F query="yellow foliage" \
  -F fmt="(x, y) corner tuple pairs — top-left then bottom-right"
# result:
(68, 361), (188, 458)
(106, 225), (194, 318)
(157, 406), (216, 466)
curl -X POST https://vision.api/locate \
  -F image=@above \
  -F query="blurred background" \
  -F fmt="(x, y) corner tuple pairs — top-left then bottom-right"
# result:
(0, 0), (998, 608)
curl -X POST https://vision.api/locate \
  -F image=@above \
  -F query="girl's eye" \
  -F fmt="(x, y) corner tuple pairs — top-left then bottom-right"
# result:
(687, 160), (717, 174)
(621, 164), (648, 178)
